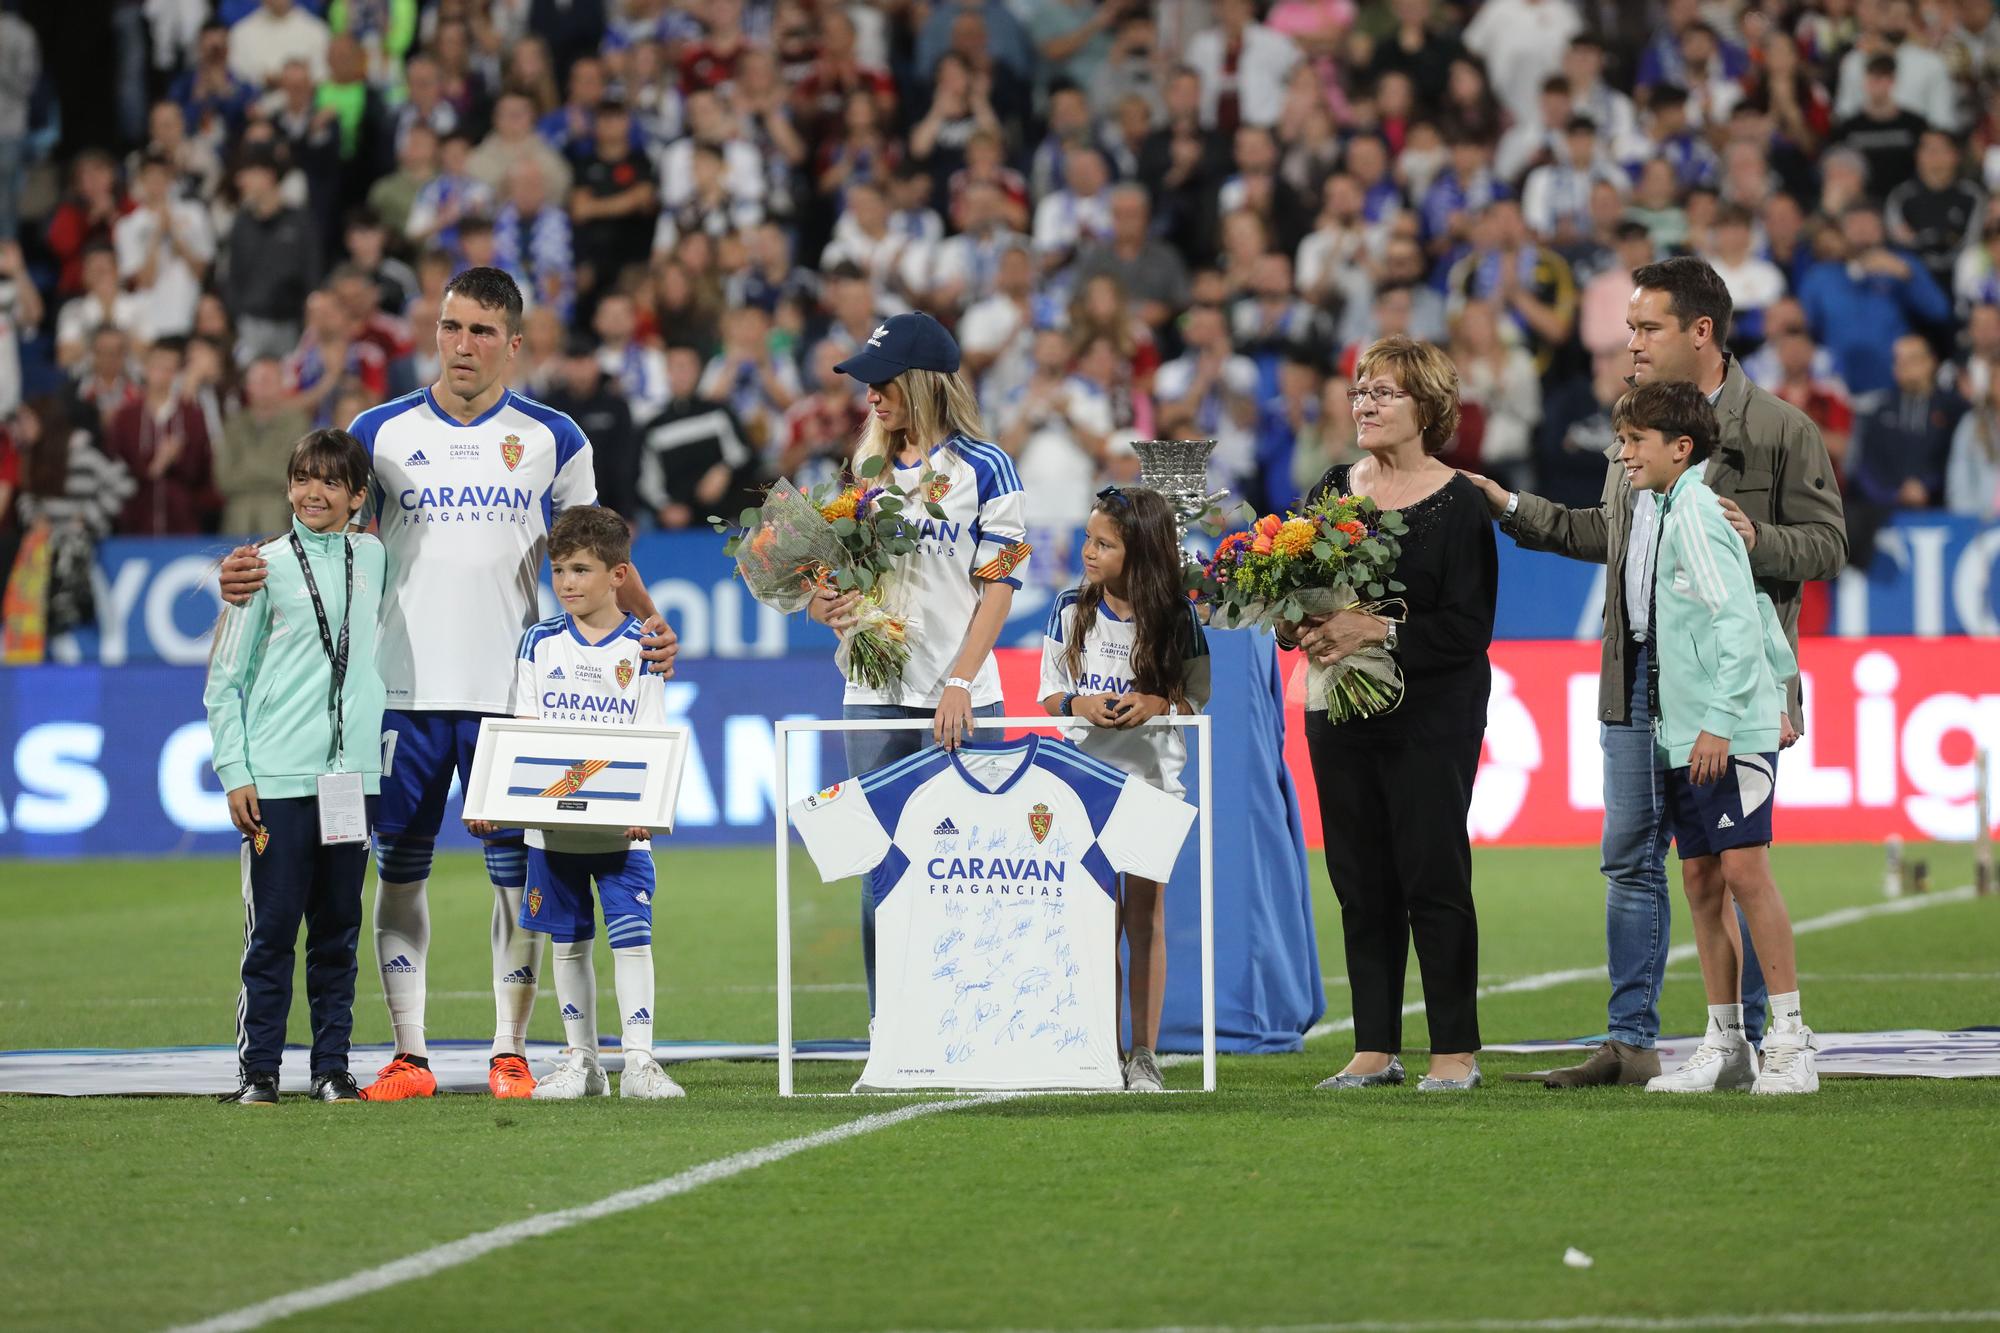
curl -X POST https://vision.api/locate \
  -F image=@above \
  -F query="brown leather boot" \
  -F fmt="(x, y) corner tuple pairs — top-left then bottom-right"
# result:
(1541, 1040), (1660, 1088)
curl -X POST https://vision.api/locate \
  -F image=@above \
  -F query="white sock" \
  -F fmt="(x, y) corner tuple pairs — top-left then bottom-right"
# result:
(1706, 1002), (1745, 1043)
(614, 944), (655, 1059)
(552, 940), (598, 1061)
(490, 886), (543, 1058)
(373, 877), (430, 1058)
(1768, 990), (1804, 1033)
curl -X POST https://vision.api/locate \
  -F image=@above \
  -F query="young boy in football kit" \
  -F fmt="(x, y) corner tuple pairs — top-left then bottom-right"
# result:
(468, 505), (682, 1099)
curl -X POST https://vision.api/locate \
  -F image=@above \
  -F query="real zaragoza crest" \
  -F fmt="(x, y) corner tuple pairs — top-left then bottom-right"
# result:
(251, 826), (269, 855)
(1028, 802), (1053, 844)
(926, 474), (952, 503)
(499, 433), (524, 470)
(615, 658), (634, 689)
(527, 885), (543, 917)
(538, 760), (608, 797)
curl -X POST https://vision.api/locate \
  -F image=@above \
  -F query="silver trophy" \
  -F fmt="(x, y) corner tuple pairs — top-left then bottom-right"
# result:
(1130, 438), (1231, 552)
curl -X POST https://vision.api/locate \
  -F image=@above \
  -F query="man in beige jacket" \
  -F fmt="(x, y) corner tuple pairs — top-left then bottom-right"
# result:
(1464, 256), (1845, 1087)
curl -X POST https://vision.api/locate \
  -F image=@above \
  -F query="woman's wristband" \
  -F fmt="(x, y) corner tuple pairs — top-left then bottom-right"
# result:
(944, 676), (975, 693)
(1060, 691), (1077, 717)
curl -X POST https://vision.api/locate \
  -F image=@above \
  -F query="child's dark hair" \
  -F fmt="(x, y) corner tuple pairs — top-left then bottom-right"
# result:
(1064, 487), (1195, 708)
(1613, 381), (1717, 464)
(288, 428), (371, 495)
(548, 505), (631, 568)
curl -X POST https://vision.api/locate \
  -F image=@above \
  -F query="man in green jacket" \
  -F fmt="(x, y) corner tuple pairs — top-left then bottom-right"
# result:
(1463, 256), (1845, 1087)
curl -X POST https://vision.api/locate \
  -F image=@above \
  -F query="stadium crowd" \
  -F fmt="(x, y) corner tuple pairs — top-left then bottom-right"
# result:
(6, 0), (2000, 636)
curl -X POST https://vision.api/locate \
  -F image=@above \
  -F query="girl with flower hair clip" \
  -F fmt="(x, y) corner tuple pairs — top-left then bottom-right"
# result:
(1038, 485), (1211, 1093)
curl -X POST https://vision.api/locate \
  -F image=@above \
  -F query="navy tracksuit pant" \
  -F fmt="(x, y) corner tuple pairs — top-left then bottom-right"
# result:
(235, 795), (374, 1077)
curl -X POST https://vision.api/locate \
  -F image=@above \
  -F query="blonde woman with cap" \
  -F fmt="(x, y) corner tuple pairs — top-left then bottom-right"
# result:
(812, 310), (1034, 1013)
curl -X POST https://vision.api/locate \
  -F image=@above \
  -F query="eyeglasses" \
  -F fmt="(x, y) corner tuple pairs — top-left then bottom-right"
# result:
(1346, 386), (1410, 407)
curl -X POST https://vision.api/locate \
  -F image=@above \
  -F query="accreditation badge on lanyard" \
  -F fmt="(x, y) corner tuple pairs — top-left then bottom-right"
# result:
(292, 532), (369, 845)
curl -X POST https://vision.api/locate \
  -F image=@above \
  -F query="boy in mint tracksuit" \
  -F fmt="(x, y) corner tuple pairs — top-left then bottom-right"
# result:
(206, 429), (387, 1105)
(1614, 381), (1815, 1096)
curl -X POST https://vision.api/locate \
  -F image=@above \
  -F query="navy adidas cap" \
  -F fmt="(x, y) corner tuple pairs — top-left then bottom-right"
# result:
(833, 310), (961, 383)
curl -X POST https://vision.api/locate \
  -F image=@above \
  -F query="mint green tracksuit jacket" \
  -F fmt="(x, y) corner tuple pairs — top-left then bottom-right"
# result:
(1650, 466), (1799, 770)
(205, 518), (388, 798)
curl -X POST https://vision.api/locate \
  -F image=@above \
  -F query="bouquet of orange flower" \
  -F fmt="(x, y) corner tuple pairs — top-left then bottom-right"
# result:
(1193, 491), (1409, 723)
(716, 468), (930, 692)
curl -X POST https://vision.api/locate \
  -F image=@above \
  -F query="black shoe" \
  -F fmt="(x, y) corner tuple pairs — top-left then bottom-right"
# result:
(311, 1070), (362, 1102)
(220, 1072), (280, 1105)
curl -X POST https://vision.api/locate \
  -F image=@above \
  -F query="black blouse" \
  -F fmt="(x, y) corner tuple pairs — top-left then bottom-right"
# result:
(1304, 465), (1498, 737)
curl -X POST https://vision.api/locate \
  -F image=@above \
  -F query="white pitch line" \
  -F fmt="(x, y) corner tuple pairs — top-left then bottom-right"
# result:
(165, 1095), (1011, 1333)
(1662, 971), (2000, 984)
(944, 1313), (2000, 1332)
(1303, 885), (1978, 1042)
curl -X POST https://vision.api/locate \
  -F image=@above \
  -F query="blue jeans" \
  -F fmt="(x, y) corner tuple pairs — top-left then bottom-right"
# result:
(1602, 642), (1767, 1047)
(842, 700), (1005, 1013)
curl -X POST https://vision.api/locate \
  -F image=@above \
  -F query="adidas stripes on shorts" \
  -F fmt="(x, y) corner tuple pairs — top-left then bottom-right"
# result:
(519, 847), (656, 946)
(1665, 751), (1778, 860)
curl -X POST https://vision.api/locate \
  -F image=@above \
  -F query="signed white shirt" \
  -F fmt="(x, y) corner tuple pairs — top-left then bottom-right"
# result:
(791, 735), (1195, 1090)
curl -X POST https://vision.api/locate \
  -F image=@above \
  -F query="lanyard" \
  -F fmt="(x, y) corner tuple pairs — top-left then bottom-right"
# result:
(290, 532), (353, 767)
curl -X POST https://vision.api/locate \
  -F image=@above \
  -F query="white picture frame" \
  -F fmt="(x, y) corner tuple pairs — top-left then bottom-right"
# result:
(464, 717), (692, 834)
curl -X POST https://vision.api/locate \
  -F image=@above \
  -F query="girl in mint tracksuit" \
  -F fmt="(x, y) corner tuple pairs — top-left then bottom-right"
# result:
(205, 429), (387, 1105)
(1616, 380), (1816, 1097)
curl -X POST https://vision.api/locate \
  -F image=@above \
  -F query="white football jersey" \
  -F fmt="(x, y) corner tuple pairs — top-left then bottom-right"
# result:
(1038, 590), (1212, 796)
(855, 433), (1030, 709)
(511, 611), (665, 853)
(790, 735), (1196, 1091)
(350, 387), (598, 714)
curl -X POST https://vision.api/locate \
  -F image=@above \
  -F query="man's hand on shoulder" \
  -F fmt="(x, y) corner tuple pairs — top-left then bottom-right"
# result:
(219, 544), (268, 606)
(640, 613), (678, 678)
(1457, 469), (1511, 519)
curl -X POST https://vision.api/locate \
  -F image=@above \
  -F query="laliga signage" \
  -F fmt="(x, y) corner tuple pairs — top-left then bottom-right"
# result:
(1280, 639), (2000, 848)
(7, 640), (1999, 856)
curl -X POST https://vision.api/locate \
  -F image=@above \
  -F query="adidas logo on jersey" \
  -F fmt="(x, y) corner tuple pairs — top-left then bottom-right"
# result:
(405, 450), (430, 466)
(383, 954), (417, 974)
(561, 1003), (583, 1020)
(634, 889), (650, 905)
(547, 666), (565, 679)
(1717, 813), (1735, 829)
(933, 818), (961, 835)
(625, 1008), (651, 1025)
(499, 966), (535, 985)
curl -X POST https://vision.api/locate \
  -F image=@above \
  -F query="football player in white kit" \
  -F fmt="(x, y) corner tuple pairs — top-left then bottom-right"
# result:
(218, 267), (678, 1100)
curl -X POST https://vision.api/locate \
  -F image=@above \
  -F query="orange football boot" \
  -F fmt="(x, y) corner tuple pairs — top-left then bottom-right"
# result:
(488, 1053), (536, 1098)
(360, 1055), (437, 1101)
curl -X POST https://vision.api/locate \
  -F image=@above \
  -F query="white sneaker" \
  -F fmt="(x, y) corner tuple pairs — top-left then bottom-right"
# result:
(531, 1050), (609, 1099)
(619, 1052), (685, 1099)
(1124, 1048), (1165, 1093)
(1753, 1028), (1819, 1095)
(1646, 1036), (1756, 1092)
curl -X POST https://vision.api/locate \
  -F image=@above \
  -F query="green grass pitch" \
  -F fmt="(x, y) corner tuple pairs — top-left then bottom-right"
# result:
(2, 842), (1997, 1332)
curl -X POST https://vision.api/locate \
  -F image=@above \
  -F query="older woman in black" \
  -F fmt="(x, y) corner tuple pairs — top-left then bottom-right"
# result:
(1289, 335), (1498, 1092)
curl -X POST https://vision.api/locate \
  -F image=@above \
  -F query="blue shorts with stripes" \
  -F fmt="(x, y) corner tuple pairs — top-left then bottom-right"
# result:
(521, 846), (656, 946)
(379, 709), (516, 841)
